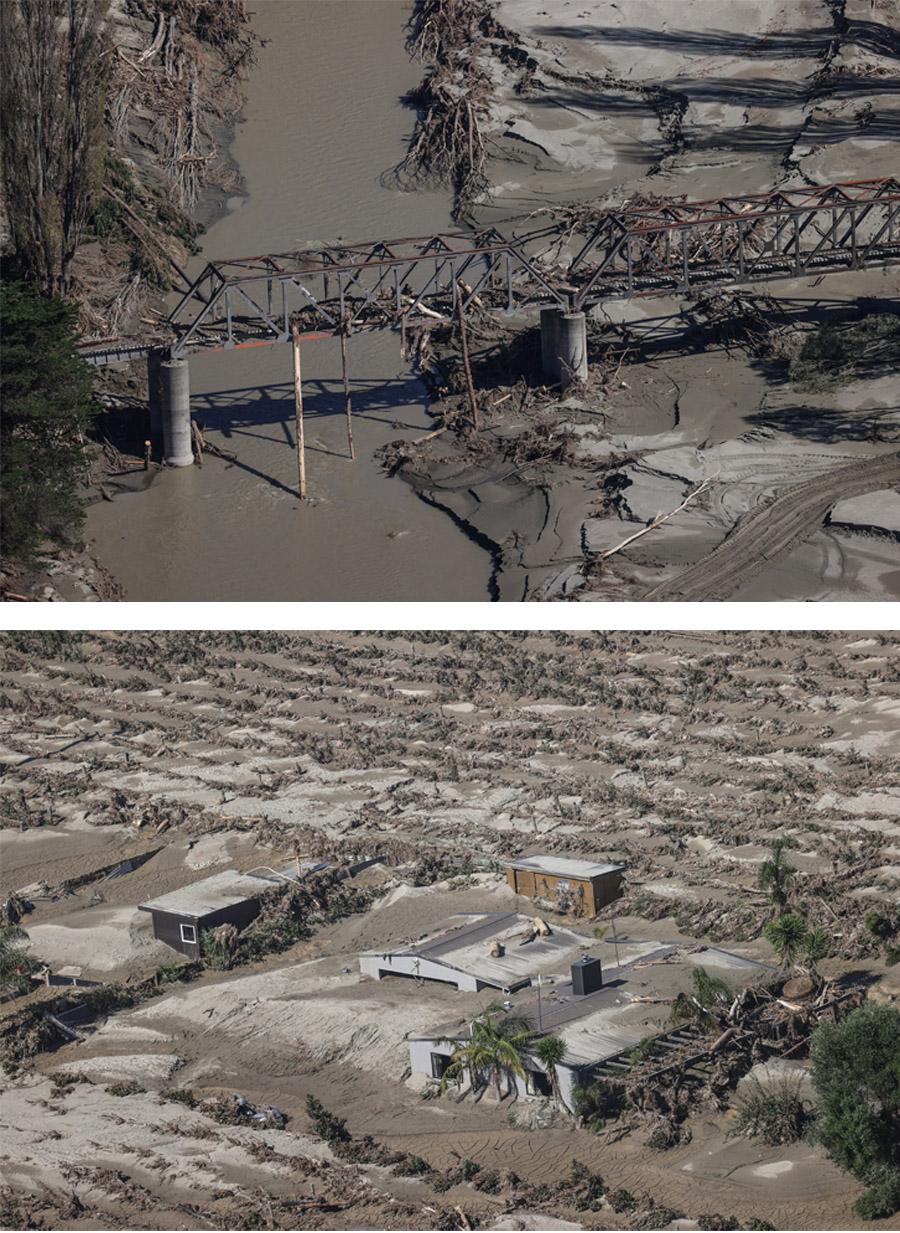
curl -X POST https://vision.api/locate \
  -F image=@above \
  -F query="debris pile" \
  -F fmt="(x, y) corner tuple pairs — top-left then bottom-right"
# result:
(393, 0), (500, 219)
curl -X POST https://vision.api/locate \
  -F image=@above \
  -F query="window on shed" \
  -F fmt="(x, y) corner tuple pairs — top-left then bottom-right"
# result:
(180, 922), (197, 944)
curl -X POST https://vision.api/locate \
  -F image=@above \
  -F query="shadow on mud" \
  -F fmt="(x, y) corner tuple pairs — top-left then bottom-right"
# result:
(746, 402), (900, 444)
(531, 20), (900, 61)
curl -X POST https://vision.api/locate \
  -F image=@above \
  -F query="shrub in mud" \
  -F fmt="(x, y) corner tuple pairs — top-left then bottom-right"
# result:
(305, 1093), (350, 1144)
(568, 1161), (605, 1211)
(789, 315), (900, 391)
(573, 1077), (625, 1130)
(732, 1076), (811, 1146)
(160, 1087), (198, 1108)
(107, 1080), (145, 1097)
(410, 852), (478, 885)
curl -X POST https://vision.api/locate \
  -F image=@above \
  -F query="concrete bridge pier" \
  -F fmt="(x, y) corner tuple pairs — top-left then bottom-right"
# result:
(540, 307), (588, 389)
(557, 311), (588, 389)
(160, 359), (193, 467)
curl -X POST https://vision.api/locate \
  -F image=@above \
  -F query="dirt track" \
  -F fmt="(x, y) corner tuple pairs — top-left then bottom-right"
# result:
(643, 451), (900, 601)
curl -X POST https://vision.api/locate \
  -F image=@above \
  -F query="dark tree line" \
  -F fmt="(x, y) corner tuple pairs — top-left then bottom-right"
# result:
(0, 2), (108, 569)
(0, 0), (110, 295)
(0, 284), (96, 563)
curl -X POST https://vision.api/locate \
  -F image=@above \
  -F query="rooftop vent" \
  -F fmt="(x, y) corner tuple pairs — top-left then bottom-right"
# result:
(571, 955), (603, 997)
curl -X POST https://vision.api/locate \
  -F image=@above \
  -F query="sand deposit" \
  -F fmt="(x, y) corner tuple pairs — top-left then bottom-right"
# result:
(1, 631), (896, 1230)
(387, 0), (900, 600)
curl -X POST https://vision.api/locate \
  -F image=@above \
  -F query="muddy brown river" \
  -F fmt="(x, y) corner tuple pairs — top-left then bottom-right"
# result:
(86, 0), (492, 601)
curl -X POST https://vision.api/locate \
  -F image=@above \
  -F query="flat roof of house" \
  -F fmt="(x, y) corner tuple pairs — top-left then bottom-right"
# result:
(363, 912), (599, 991)
(505, 855), (624, 880)
(411, 943), (774, 1066)
(138, 869), (273, 919)
(138, 855), (381, 921)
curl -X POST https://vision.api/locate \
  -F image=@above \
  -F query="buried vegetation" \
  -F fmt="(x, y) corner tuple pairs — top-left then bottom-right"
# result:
(2, 630), (900, 1228)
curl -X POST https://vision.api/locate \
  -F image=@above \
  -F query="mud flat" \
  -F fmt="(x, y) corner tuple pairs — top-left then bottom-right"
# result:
(390, 0), (900, 600)
(2, 631), (898, 1228)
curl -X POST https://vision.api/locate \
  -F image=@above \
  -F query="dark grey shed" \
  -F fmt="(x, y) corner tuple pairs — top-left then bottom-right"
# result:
(138, 870), (271, 959)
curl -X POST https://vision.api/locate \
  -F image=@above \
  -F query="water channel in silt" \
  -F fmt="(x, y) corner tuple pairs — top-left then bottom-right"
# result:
(86, 0), (493, 601)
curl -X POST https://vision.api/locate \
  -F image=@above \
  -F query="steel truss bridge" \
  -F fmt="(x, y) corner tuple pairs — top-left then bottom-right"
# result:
(78, 177), (900, 367)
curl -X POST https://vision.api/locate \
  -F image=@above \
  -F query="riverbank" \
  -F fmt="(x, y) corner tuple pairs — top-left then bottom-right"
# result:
(28, 0), (900, 602)
(387, 0), (900, 600)
(81, 0), (494, 602)
(2, 0), (257, 602)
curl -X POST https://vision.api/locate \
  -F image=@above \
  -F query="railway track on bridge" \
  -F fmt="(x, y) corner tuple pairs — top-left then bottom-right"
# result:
(643, 450), (900, 601)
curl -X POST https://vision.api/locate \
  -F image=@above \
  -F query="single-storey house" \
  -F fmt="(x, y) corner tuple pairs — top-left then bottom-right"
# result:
(359, 912), (604, 993)
(504, 854), (624, 917)
(409, 944), (773, 1108)
(139, 870), (272, 959)
(140, 855), (382, 959)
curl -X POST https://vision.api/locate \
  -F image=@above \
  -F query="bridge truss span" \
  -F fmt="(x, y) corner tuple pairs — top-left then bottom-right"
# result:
(163, 226), (569, 357)
(568, 176), (900, 307)
(76, 177), (900, 366)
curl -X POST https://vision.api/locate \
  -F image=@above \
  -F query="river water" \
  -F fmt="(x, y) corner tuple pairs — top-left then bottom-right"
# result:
(86, 0), (492, 601)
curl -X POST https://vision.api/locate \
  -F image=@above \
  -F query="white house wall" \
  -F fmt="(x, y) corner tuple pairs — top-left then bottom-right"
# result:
(359, 953), (480, 991)
(408, 1037), (585, 1109)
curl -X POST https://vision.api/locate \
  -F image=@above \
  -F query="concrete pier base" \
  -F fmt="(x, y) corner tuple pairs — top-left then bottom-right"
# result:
(540, 306), (561, 384)
(160, 359), (193, 467)
(557, 312), (588, 389)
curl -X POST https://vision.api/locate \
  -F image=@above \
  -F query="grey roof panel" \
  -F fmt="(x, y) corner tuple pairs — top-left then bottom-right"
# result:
(506, 855), (624, 880)
(139, 869), (269, 919)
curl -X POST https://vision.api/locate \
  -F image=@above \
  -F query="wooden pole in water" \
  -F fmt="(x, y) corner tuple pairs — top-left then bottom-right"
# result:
(456, 280), (479, 433)
(291, 323), (306, 500)
(340, 321), (355, 461)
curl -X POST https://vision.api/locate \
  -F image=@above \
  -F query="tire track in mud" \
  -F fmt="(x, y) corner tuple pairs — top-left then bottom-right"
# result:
(643, 450), (900, 600)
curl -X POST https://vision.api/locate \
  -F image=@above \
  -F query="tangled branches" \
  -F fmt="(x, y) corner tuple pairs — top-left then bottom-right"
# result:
(393, 0), (496, 220)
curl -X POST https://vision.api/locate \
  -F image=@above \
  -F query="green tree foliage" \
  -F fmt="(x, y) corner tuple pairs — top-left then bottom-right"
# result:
(533, 1033), (567, 1107)
(441, 1003), (533, 1099)
(865, 911), (896, 942)
(763, 913), (809, 970)
(0, 282), (95, 562)
(758, 841), (795, 910)
(572, 1077), (625, 1130)
(0, 0), (109, 293)
(810, 1004), (900, 1218)
(803, 926), (829, 968)
(0, 927), (36, 992)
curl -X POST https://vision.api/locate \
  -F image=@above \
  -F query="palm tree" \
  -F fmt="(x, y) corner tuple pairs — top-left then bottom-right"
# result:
(801, 925), (828, 976)
(533, 1034), (568, 1109)
(764, 913), (808, 971)
(441, 1003), (533, 1101)
(758, 841), (796, 910)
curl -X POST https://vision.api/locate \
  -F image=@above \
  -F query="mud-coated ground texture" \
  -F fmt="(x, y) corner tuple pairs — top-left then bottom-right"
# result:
(395, 0), (900, 601)
(1, 631), (898, 1230)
